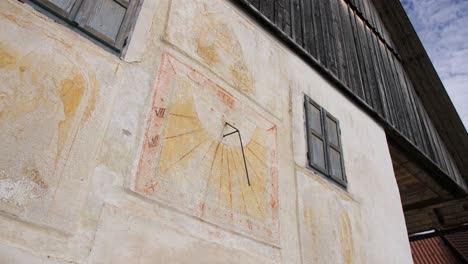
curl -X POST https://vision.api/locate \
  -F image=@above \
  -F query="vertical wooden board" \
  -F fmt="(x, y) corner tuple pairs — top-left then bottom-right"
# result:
(340, 3), (361, 97)
(330, 0), (349, 87)
(427, 117), (450, 173)
(437, 137), (452, 176)
(310, 0), (319, 58)
(317, 0), (335, 74)
(260, 0), (275, 21)
(374, 5), (387, 45)
(367, 0), (383, 39)
(360, 24), (381, 114)
(353, 14), (374, 107)
(365, 29), (384, 116)
(274, 0), (289, 36)
(290, 0), (304, 46)
(324, 0), (338, 75)
(350, 11), (369, 101)
(366, 1), (377, 31)
(247, 0), (260, 9)
(369, 34), (389, 119)
(354, 0), (364, 16)
(274, 0), (284, 29)
(283, 0), (292, 36)
(376, 40), (397, 126)
(395, 60), (421, 144)
(312, 0), (325, 64)
(374, 6), (393, 50)
(445, 149), (461, 185)
(377, 37), (399, 123)
(281, 0), (293, 38)
(415, 98), (439, 163)
(384, 48), (406, 134)
(416, 99), (438, 162)
(424, 109), (446, 170)
(382, 47), (402, 129)
(302, 0), (316, 57)
(317, 0), (328, 65)
(347, 7), (367, 101)
(360, 0), (372, 25)
(389, 55), (413, 139)
(404, 75), (430, 154)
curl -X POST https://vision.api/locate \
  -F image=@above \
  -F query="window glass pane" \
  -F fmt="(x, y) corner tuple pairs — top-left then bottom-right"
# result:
(329, 147), (343, 180)
(326, 117), (339, 147)
(83, 0), (127, 43)
(306, 102), (322, 134)
(308, 134), (326, 171)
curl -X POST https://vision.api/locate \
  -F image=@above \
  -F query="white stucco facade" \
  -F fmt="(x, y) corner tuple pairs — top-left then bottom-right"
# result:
(0, 0), (413, 263)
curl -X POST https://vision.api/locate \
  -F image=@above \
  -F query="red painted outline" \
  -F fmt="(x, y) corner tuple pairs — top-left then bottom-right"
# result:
(134, 52), (280, 245)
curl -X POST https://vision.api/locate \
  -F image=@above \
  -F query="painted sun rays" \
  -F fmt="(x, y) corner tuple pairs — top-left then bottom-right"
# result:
(134, 52), (279, 245)
(159, 91), (269, 221)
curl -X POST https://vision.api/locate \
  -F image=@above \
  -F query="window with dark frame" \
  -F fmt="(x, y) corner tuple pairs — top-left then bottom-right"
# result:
(25, 0), (142, 53)
(304, 95), (347, 187)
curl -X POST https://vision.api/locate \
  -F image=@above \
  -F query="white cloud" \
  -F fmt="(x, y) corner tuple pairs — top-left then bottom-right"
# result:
(401, 0), (468, 130)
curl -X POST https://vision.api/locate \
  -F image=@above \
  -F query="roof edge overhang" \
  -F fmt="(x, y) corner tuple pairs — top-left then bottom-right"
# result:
(371, 0), (468, 183)
(228, 0), (467, 192)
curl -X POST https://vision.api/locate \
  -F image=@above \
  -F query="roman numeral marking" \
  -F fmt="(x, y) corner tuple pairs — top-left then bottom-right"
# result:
(154, 107), (166, 118)
(148, 135), (160, 148)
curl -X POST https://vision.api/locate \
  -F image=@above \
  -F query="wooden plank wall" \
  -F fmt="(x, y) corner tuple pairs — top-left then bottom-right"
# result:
(242, 0), (465, 188)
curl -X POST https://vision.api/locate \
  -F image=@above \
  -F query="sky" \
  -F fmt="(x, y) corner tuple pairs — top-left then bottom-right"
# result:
(400, 0), (468, 130)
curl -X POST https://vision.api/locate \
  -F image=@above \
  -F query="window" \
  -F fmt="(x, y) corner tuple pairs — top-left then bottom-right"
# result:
(304, 95), (347, 187)
(26, 0), (141, 52)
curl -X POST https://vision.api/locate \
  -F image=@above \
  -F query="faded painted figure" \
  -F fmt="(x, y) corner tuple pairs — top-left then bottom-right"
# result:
(0, 42), (93, 219)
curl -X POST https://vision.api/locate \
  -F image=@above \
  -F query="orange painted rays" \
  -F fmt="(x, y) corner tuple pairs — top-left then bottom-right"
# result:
(134, 52), (279, 245)
(158, 85), (269, 221)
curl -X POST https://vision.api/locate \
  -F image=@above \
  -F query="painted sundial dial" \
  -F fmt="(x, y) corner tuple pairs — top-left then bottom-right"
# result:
(134, 52), (279, 244)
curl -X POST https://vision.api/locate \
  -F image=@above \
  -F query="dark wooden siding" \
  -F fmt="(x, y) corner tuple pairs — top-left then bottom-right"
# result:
(239, 0), (465, 190)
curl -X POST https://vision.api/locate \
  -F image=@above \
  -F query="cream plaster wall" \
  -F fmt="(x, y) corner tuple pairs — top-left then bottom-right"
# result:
(0, 0), (412, 263)
(289, 52), (413, 263)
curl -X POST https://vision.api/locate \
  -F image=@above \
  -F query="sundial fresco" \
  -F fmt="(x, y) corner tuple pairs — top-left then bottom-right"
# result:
(134, 52), (279, 244)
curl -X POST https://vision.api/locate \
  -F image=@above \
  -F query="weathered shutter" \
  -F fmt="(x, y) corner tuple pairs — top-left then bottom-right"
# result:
(30, 0), (139, 51)
(31, 0), (83, 18)
(324, 112), (347, 186)
(305, 96), (328, 174)
(74, 0), (139, 50)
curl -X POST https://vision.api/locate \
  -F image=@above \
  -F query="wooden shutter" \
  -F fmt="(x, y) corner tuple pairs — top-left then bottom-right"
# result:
(324, 112), (347, 186)
(74, 0), (139, 50)
(305, 96), (328, 174)
(31, 0), (83, 18)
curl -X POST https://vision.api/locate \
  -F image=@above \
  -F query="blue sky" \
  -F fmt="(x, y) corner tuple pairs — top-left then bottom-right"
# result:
(401, 0), (468, 130)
